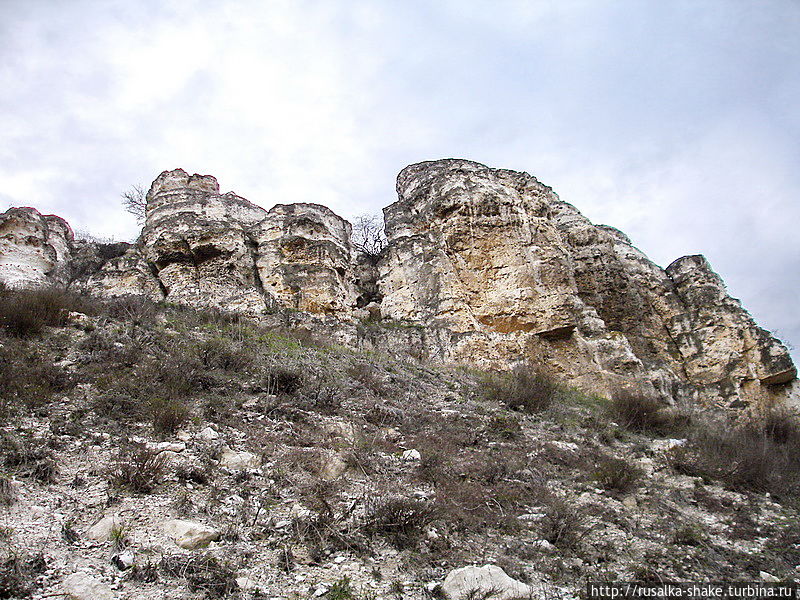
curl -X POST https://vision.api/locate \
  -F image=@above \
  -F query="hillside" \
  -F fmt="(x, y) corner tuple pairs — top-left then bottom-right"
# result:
(0, 288), (798, 599)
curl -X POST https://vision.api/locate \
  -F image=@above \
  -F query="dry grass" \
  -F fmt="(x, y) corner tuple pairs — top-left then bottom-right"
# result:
(591, 454), (643, 493)
(160, 553), (238, 598)
(479, 364), (557, 413)
(362, 495), (435, 549)
(106, 442), (169, 493)
(669, 411), (800, 502)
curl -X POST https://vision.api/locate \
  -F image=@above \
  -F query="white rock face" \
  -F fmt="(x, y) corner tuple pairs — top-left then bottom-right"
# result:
(378, 159), (796, 406)
(1, 160), (794, 409)
(62, 572), (115, 600)
(440, 564), (532, 600)
(0, 207), (73, 287)
(164, 519), (220, 549)
(133, 168), (356, 315)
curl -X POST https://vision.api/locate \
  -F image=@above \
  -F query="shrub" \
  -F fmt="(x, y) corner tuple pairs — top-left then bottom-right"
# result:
(486, 413), (522, 440)
(160, 553), (237, 598)
(107, 442), (168, 493)
(0, 285), (90, 337)
(0, 434), (57, 483)
(669, 415), (800, 502)
(262, 365), (304, 396)
(149, 398), (190, 435)
(0, 552), (46, 598)
(0, 477), (13, 507)
(591, 455), (642, 493)
(362, 495), (434, 549)
(479, 364), (557, 413)
(197, 337), (250, 371)
(609, 389), (673, 432)
(672, 523), (706, 546)
(540, 499), (589, 550)
(0, 345), (73, 418)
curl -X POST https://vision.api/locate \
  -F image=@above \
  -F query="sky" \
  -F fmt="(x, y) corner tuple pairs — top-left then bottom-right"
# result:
(1, 0), (798, 359)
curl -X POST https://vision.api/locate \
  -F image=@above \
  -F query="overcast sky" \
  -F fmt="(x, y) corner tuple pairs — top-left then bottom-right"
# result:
(1, 0), (798, 358)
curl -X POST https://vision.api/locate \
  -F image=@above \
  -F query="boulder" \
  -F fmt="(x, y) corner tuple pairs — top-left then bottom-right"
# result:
(440, 564), (532, 600)
(164, 519), (220, 550)
(86, 515), (125, 542)
(219, 447), (260, 470)
(62, 572), (115, 600)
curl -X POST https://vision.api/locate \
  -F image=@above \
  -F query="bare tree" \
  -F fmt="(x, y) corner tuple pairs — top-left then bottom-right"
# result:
(122, 184), (147, 223)
(351, 213), (387, 261)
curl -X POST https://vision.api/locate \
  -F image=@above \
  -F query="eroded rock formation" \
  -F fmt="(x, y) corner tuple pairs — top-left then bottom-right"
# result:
(0, 160), (794, 408)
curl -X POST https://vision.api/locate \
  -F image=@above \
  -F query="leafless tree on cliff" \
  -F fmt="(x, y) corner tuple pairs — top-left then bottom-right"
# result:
(122, 184), (147, 223)
(351, 213), (387, 262)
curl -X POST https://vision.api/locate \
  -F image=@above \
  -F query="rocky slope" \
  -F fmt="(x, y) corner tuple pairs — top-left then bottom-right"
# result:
(0, 160), (795, 410)
(0, 292), (798, 599)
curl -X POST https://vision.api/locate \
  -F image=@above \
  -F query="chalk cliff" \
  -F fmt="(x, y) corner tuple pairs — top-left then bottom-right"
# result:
(0, 160), (794, 408)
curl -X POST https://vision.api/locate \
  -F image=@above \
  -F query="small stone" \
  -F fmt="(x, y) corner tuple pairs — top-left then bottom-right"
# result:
(532, 539), (556, 552)
(63, 572), (115, 600)
(236, 576), (258, 590)
(759, 571), (780, 583)
(313, 584), (329, 597)
(112, 550), (135, 570)
(198, 426), (220, 441)
(156, 441), (186, 453)
(333, 555), (347, 564)
(401, 449), (421, 461)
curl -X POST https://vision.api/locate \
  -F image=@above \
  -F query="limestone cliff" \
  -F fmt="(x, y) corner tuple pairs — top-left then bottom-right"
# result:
(0, 160), (794, 409)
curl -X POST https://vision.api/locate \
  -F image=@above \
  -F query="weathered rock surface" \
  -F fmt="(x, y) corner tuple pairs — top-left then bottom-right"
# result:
(379, 159), (795, 406)
(0, 207), (74, 287)
(0, 160), (794, 408)
(440, 564), (533, 600)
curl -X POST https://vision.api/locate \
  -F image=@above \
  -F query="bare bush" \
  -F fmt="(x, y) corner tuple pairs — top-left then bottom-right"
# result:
(479, 364), (557, 413)
(149, 398), (190, 435)
(540, 498), (589, 550)
(362, 495), (434, 549)
(351, 214), (387, 262)
(669, 412), (800, 502)
(609, 389), (677, 433)
(122, 184), (147, 223)
(0, 285), (90, 337)
(107, 442), (169, 493)
(591, 454), (642, 493)
(160, 553), (237, 598)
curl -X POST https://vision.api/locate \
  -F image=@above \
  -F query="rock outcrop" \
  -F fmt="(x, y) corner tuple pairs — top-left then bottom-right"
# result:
(0, 160), (794, 409)
(0, 207), (74, 287)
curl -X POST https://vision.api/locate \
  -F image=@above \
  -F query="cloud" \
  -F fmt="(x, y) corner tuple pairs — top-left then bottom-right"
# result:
(0, 0), (798, 357)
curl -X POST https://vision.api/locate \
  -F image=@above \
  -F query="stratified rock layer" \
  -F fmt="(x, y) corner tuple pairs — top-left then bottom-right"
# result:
(0, 160), (794, 408)
(0, 207), (73, 287)
(379, 159), (795, 406)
